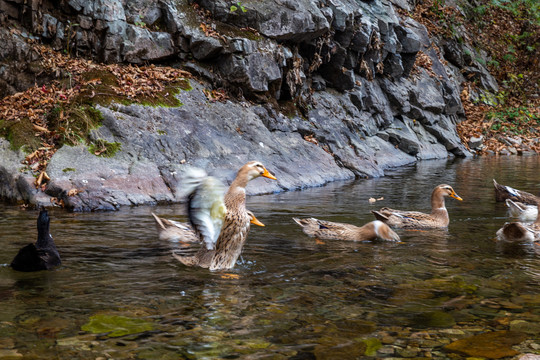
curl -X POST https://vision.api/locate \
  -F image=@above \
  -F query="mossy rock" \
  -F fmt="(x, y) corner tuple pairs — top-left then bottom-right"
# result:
(0, 118), (42, 152)
(81, 314), (154, 338)
(361, 338), (382, 356)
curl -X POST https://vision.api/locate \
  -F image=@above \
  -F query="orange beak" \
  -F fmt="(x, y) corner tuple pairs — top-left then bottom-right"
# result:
(261, 168), (277, 180)
(450, 191), (463, 201)
(250, 215), (265, 227)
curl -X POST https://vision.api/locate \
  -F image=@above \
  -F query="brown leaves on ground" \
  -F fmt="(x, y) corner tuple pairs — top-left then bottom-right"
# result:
(411, 51), (438, 78)
(203, 88), (228, 102)
(457, 82), (540, 155)
(400, 0), (464, 38)
(302, 134), (335, 155)
(303, 134), (319, 145)
(460, 4), (539, 97)
(404, 0), (540, 156)
(1, 43), (191, 191)
(193, 3), (227, 42)
(107, 64), (191, 100)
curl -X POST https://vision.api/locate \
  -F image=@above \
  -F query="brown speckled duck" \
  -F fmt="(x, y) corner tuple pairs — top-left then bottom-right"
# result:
(497, 198), (540, 242)
(371, 184), (463, 229)
(152, 211), (264, 243)
(293, 218), (400, 242)
(172, 161), (276, 271)
(493, 179), (538, 205)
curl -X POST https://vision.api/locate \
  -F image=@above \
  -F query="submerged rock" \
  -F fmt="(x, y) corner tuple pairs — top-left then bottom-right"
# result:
(411, 311), (456, 328)
(314, 337), (368, 359)
(444, 330), (527, 359)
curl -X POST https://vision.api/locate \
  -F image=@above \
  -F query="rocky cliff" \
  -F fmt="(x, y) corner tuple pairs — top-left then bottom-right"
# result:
(0, 0), (503, 211)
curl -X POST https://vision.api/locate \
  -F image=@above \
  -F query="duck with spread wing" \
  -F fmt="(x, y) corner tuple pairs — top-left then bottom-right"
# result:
(154, 161), (276, 271)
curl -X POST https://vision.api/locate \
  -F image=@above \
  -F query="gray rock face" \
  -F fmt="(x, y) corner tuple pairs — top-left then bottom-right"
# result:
(34, 83), (356, 210)
(0, 0), (491, 211)
(0, 139), (26, 202)
(123, 25), (175, 63)
(198, 0), (330, 42)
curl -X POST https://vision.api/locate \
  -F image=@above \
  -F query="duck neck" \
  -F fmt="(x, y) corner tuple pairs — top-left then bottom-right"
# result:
(430, 190), (448, 216)
(225, 174), (248, 210)
(229, 171), (250, 189)
(36, 217), (51, 248)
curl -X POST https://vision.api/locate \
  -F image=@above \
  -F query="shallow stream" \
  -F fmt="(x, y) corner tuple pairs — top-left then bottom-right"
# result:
(1, 156), (539, 359)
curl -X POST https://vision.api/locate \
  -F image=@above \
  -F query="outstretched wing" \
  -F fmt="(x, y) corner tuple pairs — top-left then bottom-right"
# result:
(182, 168), (227, 250)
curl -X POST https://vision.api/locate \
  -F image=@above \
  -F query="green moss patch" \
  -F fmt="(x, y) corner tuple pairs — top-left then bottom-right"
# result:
(0, 118), (42, 152)
(88, 139), (122, 157)
(81, 314), (154, 338)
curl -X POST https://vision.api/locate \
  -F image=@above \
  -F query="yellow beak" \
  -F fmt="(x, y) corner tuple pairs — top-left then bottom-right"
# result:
(261, 168), (277, 180)
(250, 215), (265, 227)
(450, 191), (463, 201)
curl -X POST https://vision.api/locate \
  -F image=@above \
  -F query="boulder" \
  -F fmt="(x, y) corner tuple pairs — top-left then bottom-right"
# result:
(468, 135), (484, 149)
(197, 0), (330, 42)
(218, 48), (282, 93)
(123, 25), (175, 63)
(410, 78), (446, 114)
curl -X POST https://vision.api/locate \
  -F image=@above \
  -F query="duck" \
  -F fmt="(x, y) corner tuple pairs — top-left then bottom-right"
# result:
(10, 209), (62, 272)
(152, 210), (265, 243)
(497, 199), (540, 242)
(293, 218), (400, 242)
(493, 179), (538, 205)
(371, 184), (463, 229)
(505, 199), (538, 222)
(171, 161), (276, 270)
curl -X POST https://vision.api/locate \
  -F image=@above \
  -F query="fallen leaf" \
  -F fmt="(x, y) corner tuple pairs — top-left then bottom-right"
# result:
(67, 188), (81, 196)
(33, 124), (50, 133)
(220, 273), (240, 280)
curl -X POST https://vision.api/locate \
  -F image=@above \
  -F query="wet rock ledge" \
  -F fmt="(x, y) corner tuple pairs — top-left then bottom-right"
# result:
(0, 0), (496, 211)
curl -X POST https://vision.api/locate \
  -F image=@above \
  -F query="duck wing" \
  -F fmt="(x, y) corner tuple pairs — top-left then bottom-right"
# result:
(373, 208), (438, 229)
(11, 244), (47, 272)
(493, 179), (538, 205)
(293, 217), (359, 240)
(292, 217), (320, 235)
(183, 168), (227, 250)
(378, 207), (430, 219)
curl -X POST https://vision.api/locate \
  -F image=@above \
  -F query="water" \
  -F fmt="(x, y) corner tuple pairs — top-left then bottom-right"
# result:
(0, 156), (539, 359)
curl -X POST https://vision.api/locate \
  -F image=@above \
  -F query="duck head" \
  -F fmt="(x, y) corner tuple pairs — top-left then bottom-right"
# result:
(435, 184), (463, 201)
(241, 161), (277, 181)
